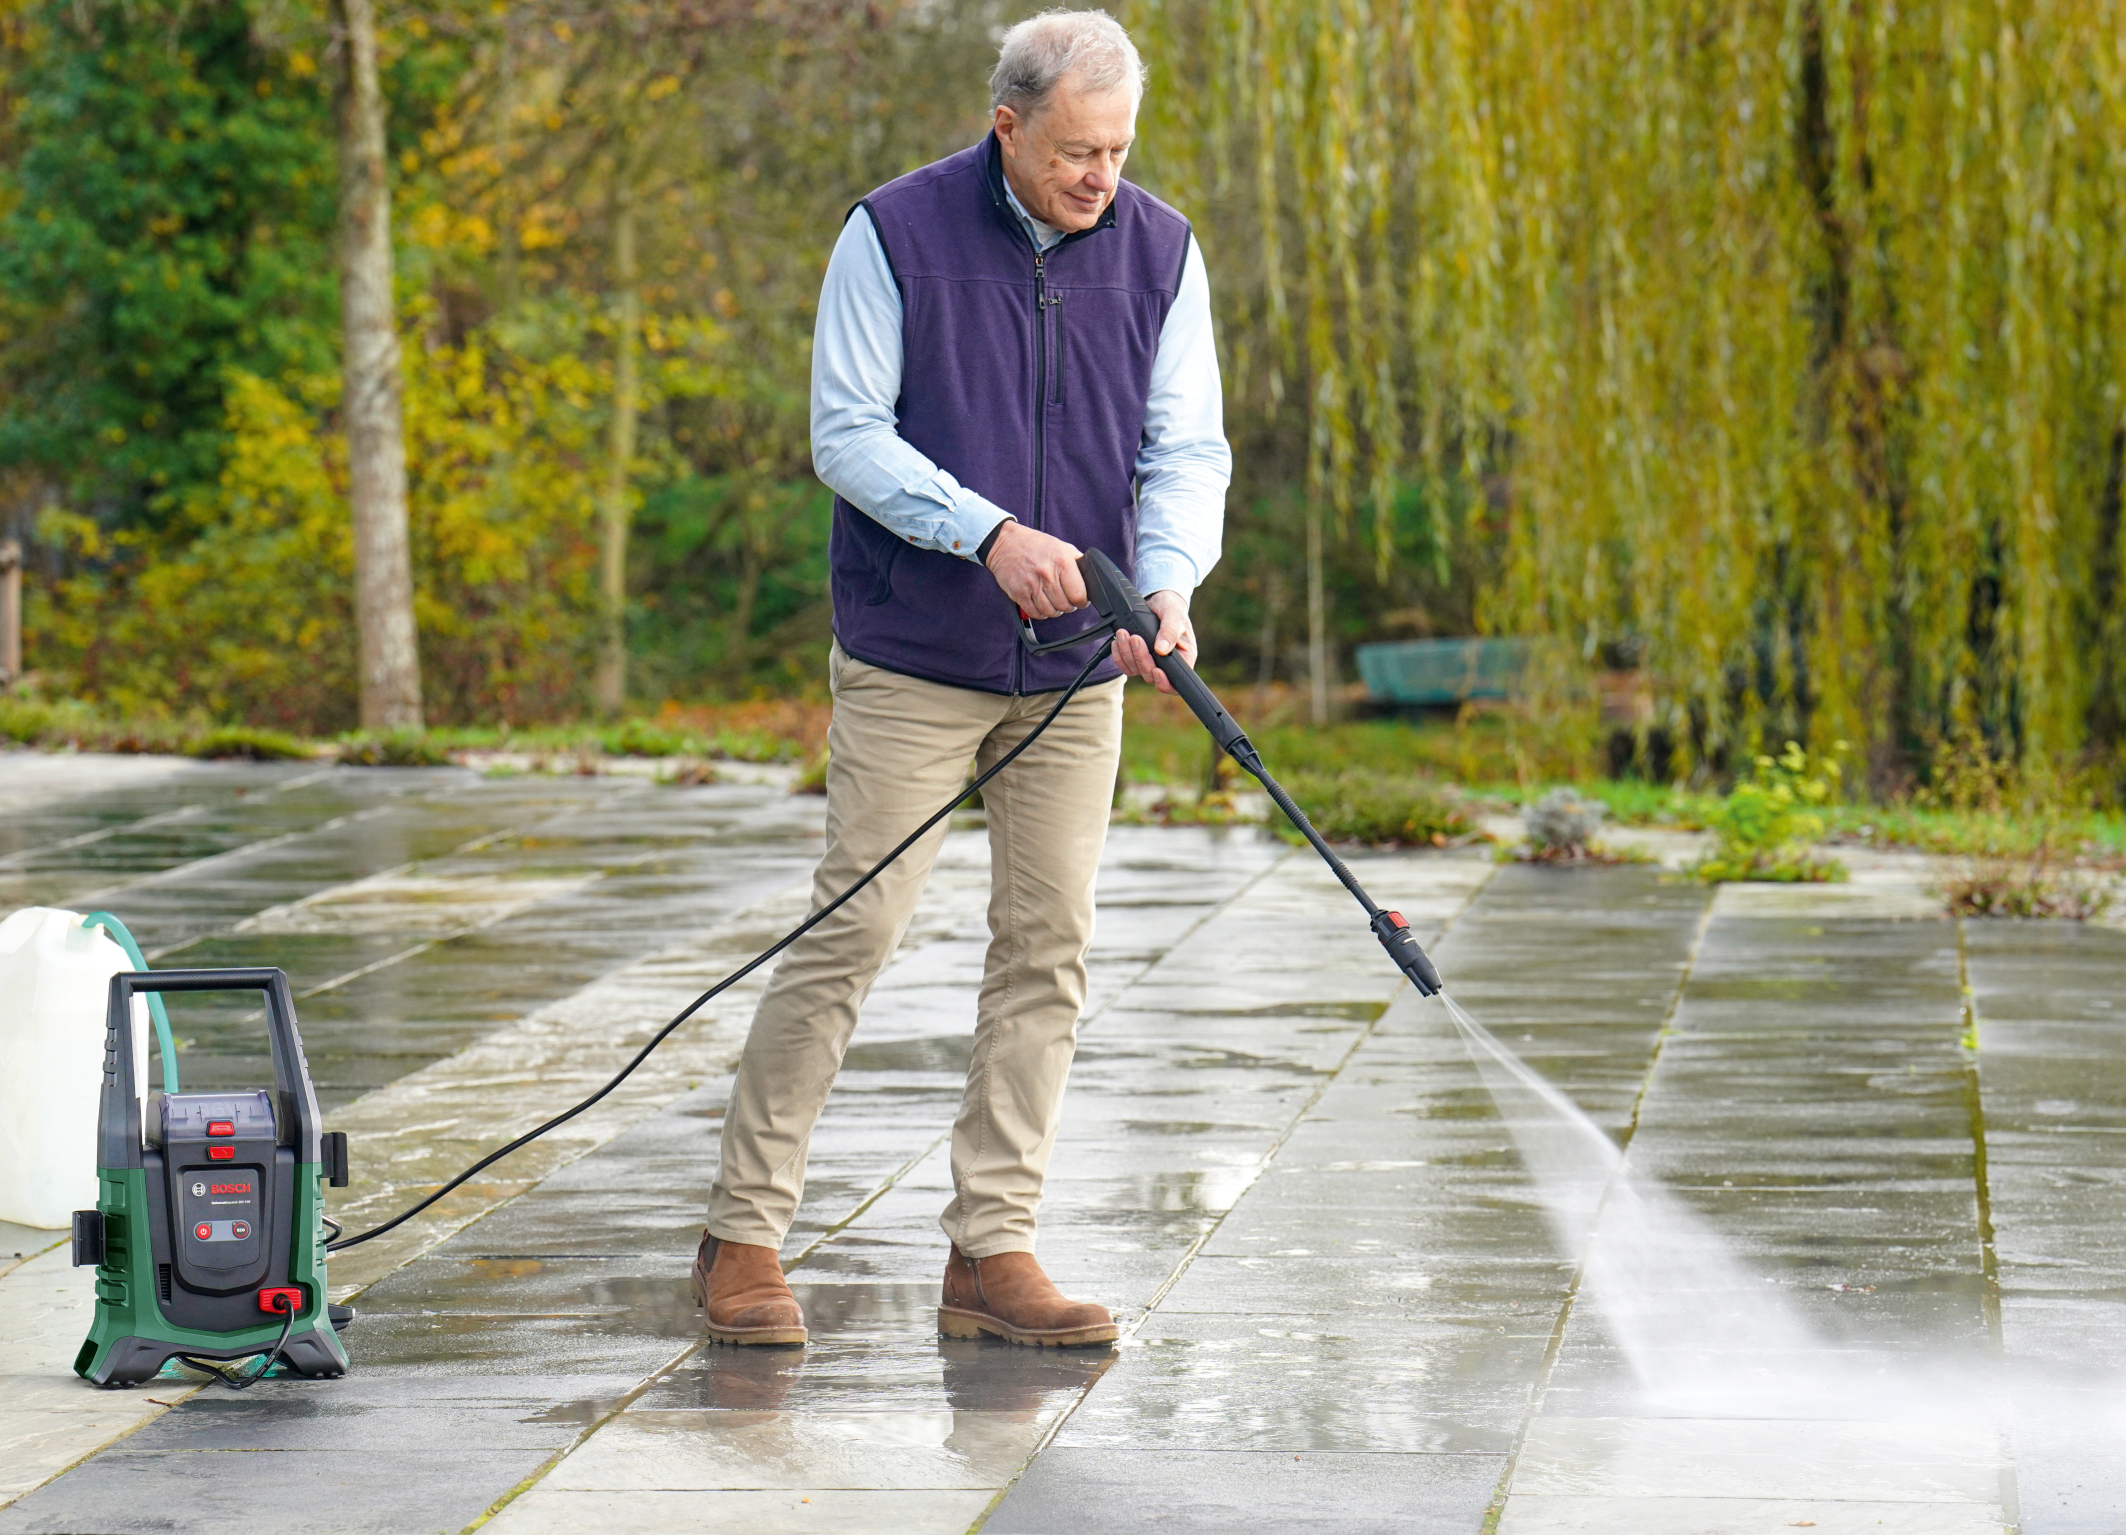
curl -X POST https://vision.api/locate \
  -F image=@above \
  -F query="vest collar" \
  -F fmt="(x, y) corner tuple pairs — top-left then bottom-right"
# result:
(979, 131), (1119, 253)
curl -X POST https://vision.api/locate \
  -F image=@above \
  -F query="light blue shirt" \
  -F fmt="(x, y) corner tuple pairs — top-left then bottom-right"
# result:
(809, 179), (1230, 600)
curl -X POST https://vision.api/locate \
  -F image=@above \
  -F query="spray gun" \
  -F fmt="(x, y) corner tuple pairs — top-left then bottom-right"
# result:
(1026, 549), (1444, 997)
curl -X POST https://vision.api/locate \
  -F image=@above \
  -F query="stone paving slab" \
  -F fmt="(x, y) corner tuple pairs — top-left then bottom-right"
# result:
(984, 1448), (1506, 1534)
(485, 1487), (996, 1534)
(1964, 919), (2126, 1535)
(1497, 1495), (2008, 1534)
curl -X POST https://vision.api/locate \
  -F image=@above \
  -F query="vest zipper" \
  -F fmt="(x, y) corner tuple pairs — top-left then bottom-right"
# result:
(1033, 250), (1048, 521)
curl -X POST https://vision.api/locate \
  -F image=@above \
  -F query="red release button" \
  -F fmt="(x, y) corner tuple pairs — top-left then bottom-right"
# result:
(207, 1121), (234, 1137)
(207, 1146), (234, 1161)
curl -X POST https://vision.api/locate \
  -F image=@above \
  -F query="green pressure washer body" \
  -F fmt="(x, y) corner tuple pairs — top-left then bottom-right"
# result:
(70, 967), (352, 1387)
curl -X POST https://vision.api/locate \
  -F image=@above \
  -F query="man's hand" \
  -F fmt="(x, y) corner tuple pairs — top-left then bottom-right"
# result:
(985, 520), (1087, 619)
(1113, 590), (1195, 695)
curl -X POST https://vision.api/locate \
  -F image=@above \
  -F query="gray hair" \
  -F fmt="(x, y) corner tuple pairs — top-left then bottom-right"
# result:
(989, 9), (1146, 116)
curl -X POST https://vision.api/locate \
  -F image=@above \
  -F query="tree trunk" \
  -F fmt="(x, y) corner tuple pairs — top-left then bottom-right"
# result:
(1306, 494), (1329, 726)
(332, 0), (421, 731)
(594, 176), (640, 717)
(1253, 564), (1281, 716)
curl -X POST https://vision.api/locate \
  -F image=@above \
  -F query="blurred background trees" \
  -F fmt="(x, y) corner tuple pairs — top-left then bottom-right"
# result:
(3, 0), (2124, 799)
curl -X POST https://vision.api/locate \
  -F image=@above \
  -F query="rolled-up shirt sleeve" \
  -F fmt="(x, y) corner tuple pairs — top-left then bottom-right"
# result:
(810, 208), (1012, 561)
(1133, 234), (1230, 601)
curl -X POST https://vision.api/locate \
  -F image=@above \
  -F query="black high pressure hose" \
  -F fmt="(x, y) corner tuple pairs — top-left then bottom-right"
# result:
(329, 550), (1446, 1253)
(327, 636), (1118, 1252)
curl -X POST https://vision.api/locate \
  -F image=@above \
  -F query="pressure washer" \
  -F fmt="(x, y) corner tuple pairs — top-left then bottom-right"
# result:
(68, 549), (1441, 1386)
(71, 965), (352, 1387)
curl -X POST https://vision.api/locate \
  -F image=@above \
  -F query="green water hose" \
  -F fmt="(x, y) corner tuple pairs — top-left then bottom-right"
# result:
(83, 911), (180, 1095)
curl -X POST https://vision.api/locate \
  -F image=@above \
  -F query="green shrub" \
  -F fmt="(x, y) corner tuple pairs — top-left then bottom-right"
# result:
(187, 726), (313, 761)
(0, 699), (55, 744)
(337, 730), (454, 767)
(1938, 861), (2115, 920)
(1277, 770), (1473, 847)
(713, 726), (798, 763)
(83, 720), (195, 755)
(1691, 741), (1848, 883)
(597, 718), (702, 758)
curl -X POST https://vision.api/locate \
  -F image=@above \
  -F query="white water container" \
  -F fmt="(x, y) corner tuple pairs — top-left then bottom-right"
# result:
(0, 908), (149, 1228)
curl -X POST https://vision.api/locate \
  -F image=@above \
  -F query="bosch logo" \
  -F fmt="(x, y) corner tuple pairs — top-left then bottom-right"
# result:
(209, 1182), (251, 1195)
(191, 1182), (206, 1197)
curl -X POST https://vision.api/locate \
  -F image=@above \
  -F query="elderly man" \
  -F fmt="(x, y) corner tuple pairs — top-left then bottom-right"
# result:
(693, 9), (1229, 1349)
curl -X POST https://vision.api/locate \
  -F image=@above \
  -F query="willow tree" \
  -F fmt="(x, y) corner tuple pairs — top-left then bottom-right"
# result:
(1131, 0), (2126, 780)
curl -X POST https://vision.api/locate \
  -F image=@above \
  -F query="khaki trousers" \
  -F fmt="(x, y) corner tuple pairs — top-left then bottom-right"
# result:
(706, 642), (1123, 1259)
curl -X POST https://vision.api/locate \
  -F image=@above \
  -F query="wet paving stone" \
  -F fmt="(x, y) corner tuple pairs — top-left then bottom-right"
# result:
(1964, 919), (2126, 1535)
(7, 759), (2124, 1532)
(989, 1447), (1508, 1534)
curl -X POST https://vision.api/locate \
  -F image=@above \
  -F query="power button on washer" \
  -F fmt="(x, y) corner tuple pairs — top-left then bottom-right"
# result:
(194, 1223), (211, 1241)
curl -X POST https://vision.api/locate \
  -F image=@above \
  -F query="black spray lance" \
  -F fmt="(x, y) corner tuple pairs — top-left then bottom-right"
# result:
(1028, 548), (1444, 997)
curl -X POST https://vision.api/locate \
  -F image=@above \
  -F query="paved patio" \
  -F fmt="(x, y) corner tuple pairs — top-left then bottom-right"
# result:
(0, 752), (2120, 1532)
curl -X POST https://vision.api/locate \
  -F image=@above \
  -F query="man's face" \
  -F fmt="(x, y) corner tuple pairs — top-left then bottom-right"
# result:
(994, 75), (1137, 234)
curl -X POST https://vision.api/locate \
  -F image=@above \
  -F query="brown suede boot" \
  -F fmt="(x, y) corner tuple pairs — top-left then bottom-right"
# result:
(690, 1232), (806, 1347)
(938, 1244), (1117, 1348)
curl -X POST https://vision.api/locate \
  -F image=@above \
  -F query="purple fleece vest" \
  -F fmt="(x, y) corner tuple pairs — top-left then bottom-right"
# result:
(829, 134), (1192, 694)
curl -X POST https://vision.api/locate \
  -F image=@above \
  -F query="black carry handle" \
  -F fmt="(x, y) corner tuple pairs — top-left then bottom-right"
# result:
(99, 969), (326, 1172)
(1064, 549), (1444, 998)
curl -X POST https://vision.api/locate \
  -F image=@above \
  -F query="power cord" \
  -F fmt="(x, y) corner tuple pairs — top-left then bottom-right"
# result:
(173, 1291), (298, 1391)
(327, 637), (1118, 1254)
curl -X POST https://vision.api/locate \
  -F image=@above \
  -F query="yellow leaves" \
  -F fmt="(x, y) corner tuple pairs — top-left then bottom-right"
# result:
(34, 507), (107, 560)
(517, 207), (568, 252)
(406, 201), (496, 257)
(645, 74), (681, 102)
(288, 50), (316, 80)
(41, 317), (610, 728)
